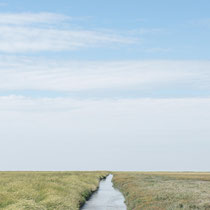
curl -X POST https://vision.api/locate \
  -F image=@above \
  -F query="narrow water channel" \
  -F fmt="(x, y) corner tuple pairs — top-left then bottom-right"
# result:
(81, 174), (126, 210)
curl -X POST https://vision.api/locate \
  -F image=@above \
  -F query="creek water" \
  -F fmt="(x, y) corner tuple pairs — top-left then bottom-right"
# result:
(81, 174), (126, 210)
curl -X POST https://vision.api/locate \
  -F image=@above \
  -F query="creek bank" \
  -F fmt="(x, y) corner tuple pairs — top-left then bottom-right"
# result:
(81, 174), (126, 210)
(79, 174), (108, 209)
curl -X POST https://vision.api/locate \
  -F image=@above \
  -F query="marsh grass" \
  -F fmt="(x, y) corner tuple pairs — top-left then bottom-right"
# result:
(112, 172), (210, 210)
(0, 171), (108, 209)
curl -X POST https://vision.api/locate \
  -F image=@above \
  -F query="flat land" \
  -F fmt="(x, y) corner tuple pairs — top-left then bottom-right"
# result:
(2, 171), (210, 210)
(112, 172), (210, 210)
(0, 171), (107, 210)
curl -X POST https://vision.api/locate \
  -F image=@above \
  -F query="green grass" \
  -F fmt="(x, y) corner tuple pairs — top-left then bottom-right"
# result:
(112, 172), (210, 210)
(2, 171), (210, 210)
(0, 171), (108, 210)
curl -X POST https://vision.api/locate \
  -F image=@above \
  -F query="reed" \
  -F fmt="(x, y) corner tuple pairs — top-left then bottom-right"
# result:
(113, 172), (210, 210)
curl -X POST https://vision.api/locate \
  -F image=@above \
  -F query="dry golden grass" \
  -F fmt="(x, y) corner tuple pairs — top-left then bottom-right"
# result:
(0, 171), (108, 210)
(112, 172), (210, 210)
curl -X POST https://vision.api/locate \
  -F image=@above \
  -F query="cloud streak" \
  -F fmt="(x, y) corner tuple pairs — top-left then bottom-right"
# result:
(0, 12), (70, 25)
(0, 57), (209, 93)
(0, 12), (137, 53)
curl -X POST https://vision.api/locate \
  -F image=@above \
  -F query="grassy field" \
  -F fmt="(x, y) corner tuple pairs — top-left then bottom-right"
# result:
(2, 171), (210, 210)
(0, 171), (108, 210)
(113, 172), (210, 210)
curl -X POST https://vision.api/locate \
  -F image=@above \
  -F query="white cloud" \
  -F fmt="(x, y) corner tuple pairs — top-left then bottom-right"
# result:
(0, 12), (70, 25)
(0, 12), (136, 53)
(0, 96), (210, 170)
(0, 26), (135, 52)
(0, 57), (209, 92)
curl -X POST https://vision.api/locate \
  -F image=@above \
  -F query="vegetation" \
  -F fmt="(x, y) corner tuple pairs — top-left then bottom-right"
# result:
(112, 172), (210, 210)
(0, 171), (108, 210)
(2, 171), (210, 209)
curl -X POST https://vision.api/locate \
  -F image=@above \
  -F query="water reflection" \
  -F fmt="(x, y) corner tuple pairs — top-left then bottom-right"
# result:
(81, 174), (126, 210)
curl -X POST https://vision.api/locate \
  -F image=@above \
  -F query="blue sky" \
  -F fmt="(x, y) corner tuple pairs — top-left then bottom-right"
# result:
(0, 0), (210, 171)
(0, 0), (210, 61)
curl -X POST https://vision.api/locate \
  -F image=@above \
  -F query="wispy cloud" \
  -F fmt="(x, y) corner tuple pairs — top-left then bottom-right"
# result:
(0, 56), (209, 93)
(0, 12), (70, 25)
(0, 12), (137, 53)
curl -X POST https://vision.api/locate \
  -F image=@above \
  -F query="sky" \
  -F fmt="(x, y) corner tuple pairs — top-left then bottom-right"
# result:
(0, 0), (210, 171)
